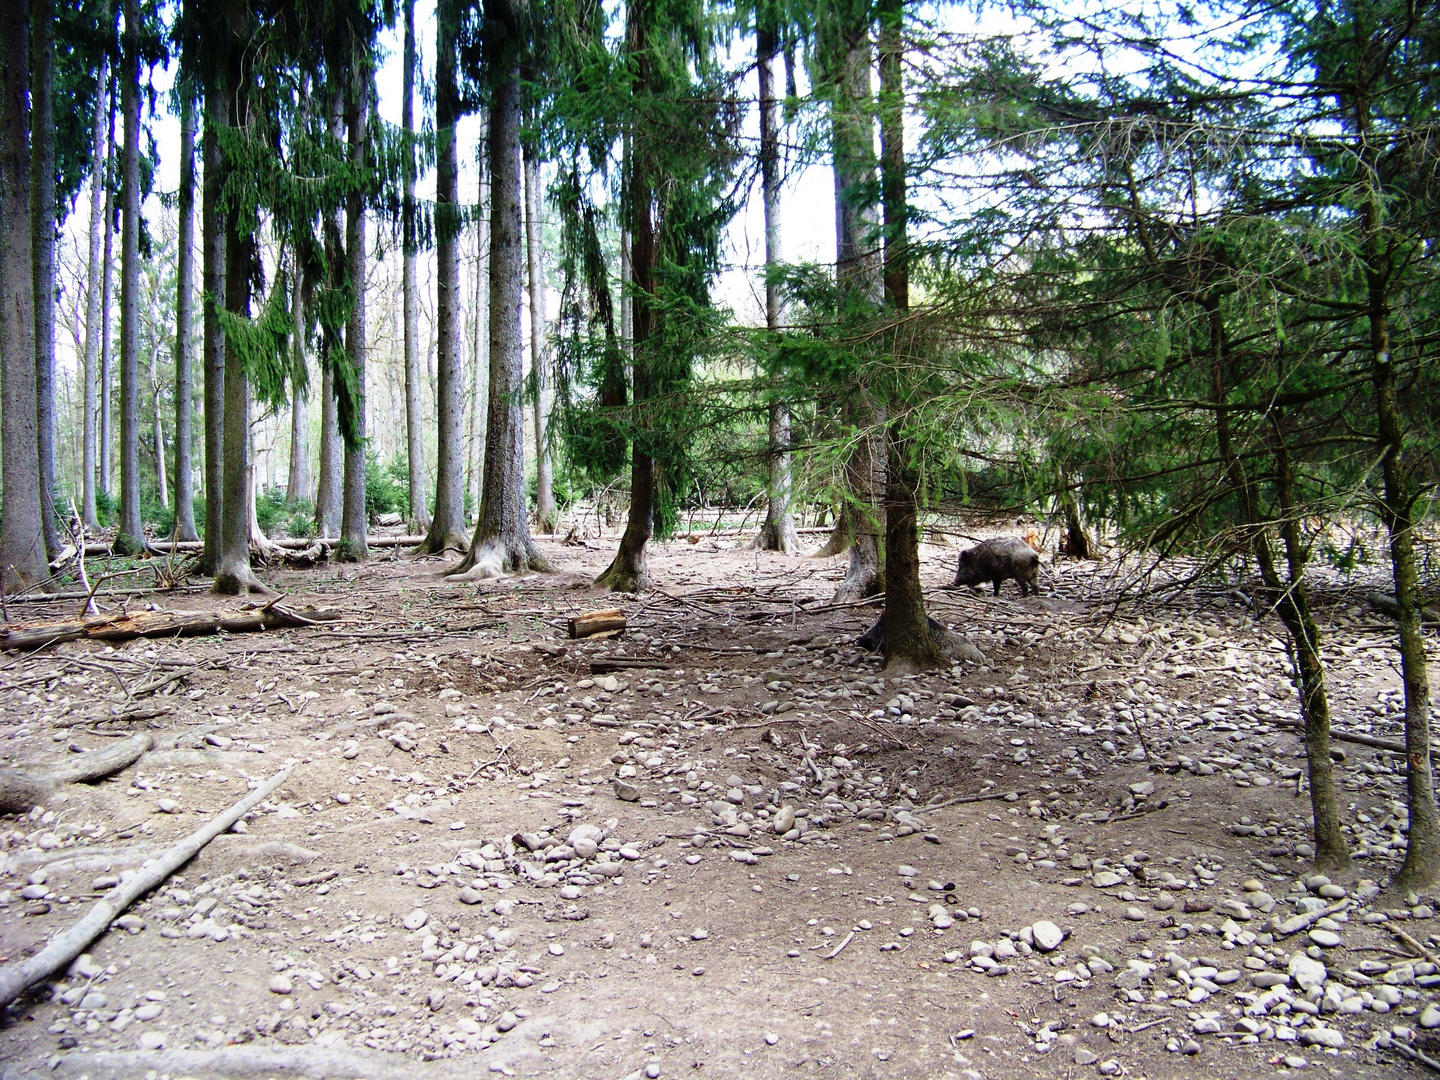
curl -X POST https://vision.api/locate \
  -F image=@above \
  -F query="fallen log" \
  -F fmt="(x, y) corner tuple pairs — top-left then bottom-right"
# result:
(53, 705), (172, 730)
(0, 762), (292, 1010)
(1367, 590), (1440, 626)
(589, 656), (676, 674)
(1270, 715), (1407, 755)
(0, 734), (152, 815)
(569, 608), (626, 639)
(1, 605), (341, 652)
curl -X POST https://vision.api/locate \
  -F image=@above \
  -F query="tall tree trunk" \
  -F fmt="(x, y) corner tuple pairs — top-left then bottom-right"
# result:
(824, 10), (883, 602)
(1268, 416), (1350, 874)
(115, 0), (145, 554)
(400, 0), (427, 532)
(596, 4), (654, 592)
(0, 1), (46, 591)
(1366, 202), (1438, 889)
(338, 56), (369, 562)
(419, 0), (469, 554)
(877, 0), (941, 671)
(198, 61), (226, 574)
(1207, 301), (1348, 871)
(81, 50), (109, 532)
(1060, 485), (1091, 558)
(754, 19), (799, 554)
(525, 146), (556, 533)
(210, 0), (268, 595)
(314, 90), (345, 540)
(315, 362), (342, 536)
(467, 149), (490, 518)
(453, 13), (547, 578)
(30, 0), (59, 561)
(286, 270), (308, 502)
(100, 145), (114, 500)
(172, 73), (199, 541)
(149, 342), (167, 510)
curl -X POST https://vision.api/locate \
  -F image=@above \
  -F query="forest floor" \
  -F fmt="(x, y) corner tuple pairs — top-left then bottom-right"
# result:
(0, 527), (1437, 1080)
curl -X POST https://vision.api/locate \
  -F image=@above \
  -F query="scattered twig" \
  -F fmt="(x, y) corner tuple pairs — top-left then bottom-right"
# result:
(923, 788), (1028, 812)
(78, 569), (144, 620)
(293, 869), (339, 887)
(1383, 1037), (1440, 1075)
(1126, 1017), (1170, 1034)
(1393, 928), (1440, 969)
(822, 930), (855, 960)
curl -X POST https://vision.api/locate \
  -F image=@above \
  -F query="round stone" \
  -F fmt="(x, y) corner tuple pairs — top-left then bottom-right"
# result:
(402, 908), (429, 931)
(1307, 929), (1340, 948)
(268, 974), (293, 995)
(1031, 921), (1063, 952)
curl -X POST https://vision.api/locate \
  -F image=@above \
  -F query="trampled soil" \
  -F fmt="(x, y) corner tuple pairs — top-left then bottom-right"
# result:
(0, 530), (1436, 1079)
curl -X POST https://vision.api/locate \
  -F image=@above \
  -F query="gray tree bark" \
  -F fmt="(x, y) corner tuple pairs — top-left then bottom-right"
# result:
(100, 139), (114, 500)
(824, 11), (883, 604)
(315, 365), (341, 537)
(877, 0), (943, 673)
(754, 20), (799, 555)
(115, 0), (145, 554)
(452, 21), (547, 579)
(525, 147), (556, 533)
(210, 0), (268, 596)
(595, 5), (655, 593)
(466, 129), (490, 518)
(149, 340), (167, 510)
(31, 0), (59, 561)
(338, 58), (369, 562)
(419, 0), (469, 554)
(198, 60), (226, 574)
(314, 89), (344, 540)
(0, 1), (46, 591)
(172, 74), (199, 541)
(400, 0), (427, 532)
(286, 270), (308, 502)
(81, 50), (109, 532)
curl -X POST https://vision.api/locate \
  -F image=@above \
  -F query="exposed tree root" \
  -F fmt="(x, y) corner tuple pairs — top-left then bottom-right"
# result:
(0, 733), (152, 814)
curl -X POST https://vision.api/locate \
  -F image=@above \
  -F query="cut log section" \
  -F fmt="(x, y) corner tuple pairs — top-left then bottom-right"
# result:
(568, 608), (626, 639)
(1, 605), (342, 652)
(0, 733), (152, 814)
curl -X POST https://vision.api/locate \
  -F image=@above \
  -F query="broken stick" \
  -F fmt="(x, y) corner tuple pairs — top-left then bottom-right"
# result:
(0, 733), (153, 815)
(0, 762), (293, 1010)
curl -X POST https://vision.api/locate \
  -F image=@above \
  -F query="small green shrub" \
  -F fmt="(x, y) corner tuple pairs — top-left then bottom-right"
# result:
(365, 451), (410, 519)
(287, 513), (316, 539)
(255, 487), (289, 536)
(94, 488), (118, 527)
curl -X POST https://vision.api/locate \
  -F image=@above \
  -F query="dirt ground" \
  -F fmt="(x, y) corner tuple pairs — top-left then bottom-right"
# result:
(1, 529), (1438, 1080)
